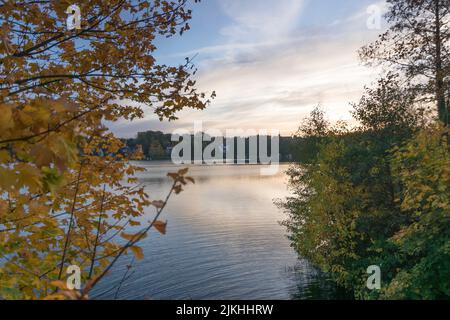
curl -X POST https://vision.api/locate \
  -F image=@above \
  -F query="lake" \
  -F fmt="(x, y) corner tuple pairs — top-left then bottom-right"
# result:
(92, 162), (343, 300)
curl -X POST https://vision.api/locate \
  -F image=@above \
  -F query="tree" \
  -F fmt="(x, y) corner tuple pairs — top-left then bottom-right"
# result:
(280, 110), (449, 299)
(360, 0), (450, 125)
(1, 0), (212, 120)
(0, 0), (210, 299)
(352, 73), (427, 133)
(280, 0), (450, 300)
(297, 105), (330, 137)
(291, 106), (331, 163)
(149, 140), (165, 159)
(386, 124), (449, 299)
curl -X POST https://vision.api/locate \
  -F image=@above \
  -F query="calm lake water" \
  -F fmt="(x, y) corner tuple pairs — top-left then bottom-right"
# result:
(92, 162), (342, 300)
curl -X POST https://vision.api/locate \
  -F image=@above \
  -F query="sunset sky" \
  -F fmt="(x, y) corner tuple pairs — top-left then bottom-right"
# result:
(110, 0), (388, 138)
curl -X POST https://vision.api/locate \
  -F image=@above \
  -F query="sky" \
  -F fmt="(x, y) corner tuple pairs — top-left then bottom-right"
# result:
(109, 0), (388, 138)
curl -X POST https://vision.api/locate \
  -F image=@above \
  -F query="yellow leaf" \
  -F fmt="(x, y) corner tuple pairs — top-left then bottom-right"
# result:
(50, 280), (68, 290)
(186, 176), (195, 184)
(0, 105), (13, 131)
(130, 246), (144, 260)
(120, 232), (146, 242)
(0, 150), (10, 162)
(153, 220), (167, 235)
(42, 293), (67, 300)
(129, 220), (141, 226)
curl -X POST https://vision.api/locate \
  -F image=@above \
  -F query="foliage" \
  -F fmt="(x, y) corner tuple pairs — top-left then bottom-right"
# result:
(126, 130), (173, 160)
(0, 0), (208, 299)
(290, 105), (332, 163)
(125, 130), (310, 162)
(280, 105), (449, 300)
(352, 73), (429, 133)
(384, 125), (449, 299)
(360, 0), (450, 124)
(281, 0), (449, 299)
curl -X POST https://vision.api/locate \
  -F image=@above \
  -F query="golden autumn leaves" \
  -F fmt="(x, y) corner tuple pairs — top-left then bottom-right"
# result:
(0, 0), (209, 300)
(120, 167), (195, 263)
(0, 99), (79, 196)
(44, 167), (195, 301)
(57, 167), (197, 300)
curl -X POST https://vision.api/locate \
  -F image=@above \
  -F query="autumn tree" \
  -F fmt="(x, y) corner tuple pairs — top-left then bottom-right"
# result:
(352, 73), (430, 134)
(0, 0), (211, 299)
(281, 1), (450, 299)
(360, 0), (450, 125)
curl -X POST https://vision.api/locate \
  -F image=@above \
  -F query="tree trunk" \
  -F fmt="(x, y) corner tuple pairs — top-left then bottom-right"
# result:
(434, 0), (448, 125)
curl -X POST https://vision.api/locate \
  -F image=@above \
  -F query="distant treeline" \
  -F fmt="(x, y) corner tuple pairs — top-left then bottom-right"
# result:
(123, 130), (319, 162)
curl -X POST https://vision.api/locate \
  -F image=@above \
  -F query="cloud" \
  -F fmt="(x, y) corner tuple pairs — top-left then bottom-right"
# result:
(109, 0), (382, 138)
(218, 0), (305, 40)
(187, 34), (378, 135)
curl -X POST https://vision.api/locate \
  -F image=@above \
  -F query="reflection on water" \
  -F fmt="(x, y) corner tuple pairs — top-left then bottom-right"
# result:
(92, 161), (346, 300)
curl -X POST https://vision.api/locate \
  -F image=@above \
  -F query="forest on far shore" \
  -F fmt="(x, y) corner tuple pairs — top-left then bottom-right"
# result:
(124, 130), (320, 162)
